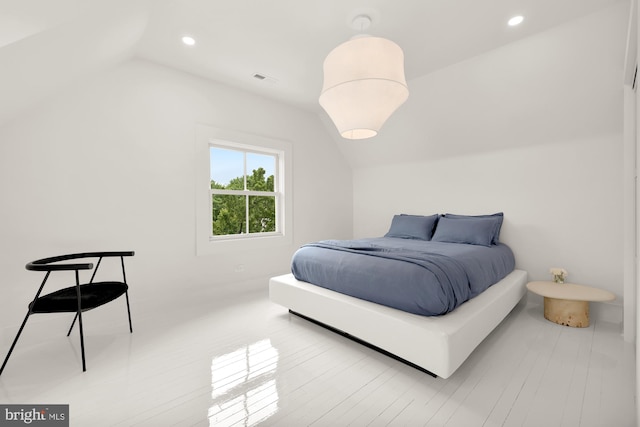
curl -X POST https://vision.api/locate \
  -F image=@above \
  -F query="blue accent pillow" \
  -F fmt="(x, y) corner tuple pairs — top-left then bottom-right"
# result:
(431, 216), (496, 246)
(444, 212), (503, 244)
(384, 214), (439, 240)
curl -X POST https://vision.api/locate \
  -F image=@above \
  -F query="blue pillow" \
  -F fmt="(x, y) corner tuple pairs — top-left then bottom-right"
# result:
(384, 214), (439, 240)
(444, 212), (503, 244)
(431, 216), (495, 246)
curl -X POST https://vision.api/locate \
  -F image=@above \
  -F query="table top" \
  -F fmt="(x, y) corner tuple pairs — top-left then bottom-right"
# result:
(526, 281), (615, 302)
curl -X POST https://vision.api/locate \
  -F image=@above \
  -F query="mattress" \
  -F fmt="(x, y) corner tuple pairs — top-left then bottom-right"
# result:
(291, 237), (515, 316)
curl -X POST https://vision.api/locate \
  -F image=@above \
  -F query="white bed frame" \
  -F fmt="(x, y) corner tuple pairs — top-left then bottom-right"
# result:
(269, 269), (527, 378)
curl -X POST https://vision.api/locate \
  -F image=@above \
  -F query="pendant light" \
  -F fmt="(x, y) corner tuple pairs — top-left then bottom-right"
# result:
(319, 15), (409, 140)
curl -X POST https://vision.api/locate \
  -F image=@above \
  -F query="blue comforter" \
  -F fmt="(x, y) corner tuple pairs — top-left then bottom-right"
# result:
(291, 237), (515, 316)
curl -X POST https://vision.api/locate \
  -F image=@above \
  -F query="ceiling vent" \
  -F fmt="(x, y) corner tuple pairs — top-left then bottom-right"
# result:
(253, 73), (278, 84)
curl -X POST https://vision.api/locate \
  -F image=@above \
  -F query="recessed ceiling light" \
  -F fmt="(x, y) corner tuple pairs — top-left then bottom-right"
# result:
(181, 35), (196, 46)
(508, 16), (524, 26)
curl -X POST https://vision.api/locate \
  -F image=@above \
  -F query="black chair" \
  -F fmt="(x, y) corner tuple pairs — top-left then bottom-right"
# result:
(0, 251), (134, 376)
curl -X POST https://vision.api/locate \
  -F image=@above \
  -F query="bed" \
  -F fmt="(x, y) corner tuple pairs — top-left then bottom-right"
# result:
(269, 213), (528, 378)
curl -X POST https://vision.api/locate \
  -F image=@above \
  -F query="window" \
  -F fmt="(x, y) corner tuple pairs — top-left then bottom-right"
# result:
(209, 146), (279, 238)
(195, 125), (292, 255)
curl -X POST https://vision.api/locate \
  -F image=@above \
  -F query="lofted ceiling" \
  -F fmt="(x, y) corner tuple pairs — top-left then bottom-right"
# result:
(0, 0), (625, 124)
(134, 0), (624, 111)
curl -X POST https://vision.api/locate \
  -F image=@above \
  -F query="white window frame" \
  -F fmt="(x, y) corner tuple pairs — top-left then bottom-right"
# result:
(209, 144), (280, 239)
(195, 124), (292, 255)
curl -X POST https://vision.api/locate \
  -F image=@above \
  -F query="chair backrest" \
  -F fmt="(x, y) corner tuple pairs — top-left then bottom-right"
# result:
(26, 251), (135, 272)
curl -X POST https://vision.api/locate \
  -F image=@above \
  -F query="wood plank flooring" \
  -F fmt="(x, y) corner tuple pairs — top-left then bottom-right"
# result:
(0, 281), (635, 426)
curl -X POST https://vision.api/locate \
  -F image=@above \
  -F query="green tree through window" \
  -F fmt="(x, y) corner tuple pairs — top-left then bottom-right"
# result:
(210, 146), (277, 237)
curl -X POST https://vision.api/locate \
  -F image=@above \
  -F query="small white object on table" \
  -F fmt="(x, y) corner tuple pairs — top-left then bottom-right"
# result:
(526, 281), (615, 328)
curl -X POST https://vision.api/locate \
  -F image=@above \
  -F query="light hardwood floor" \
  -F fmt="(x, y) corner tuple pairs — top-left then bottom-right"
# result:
(0, 281), (635, 426)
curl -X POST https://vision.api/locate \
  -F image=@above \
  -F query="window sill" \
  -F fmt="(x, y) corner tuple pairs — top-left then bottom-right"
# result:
(196, 232), (292, 256)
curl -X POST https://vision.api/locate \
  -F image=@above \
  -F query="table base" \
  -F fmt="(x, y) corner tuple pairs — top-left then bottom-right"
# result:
(543, 297), (589, 328)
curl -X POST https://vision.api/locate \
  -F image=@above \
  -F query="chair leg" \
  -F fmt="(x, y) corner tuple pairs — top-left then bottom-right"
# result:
(77, 311), (86, 372)
(1, 271), (51, 376)
(69, 295), (132, 336)
(75, 270), (87, 372)
(66, 313), (78, 337)
(120, 256), (133, 334)
(125, 291), (133, 333)
(0, 311), (32, 376)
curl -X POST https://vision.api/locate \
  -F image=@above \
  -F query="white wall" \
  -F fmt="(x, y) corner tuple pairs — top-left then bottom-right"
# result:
(354, 137), (622, 294)
(352, 4), (627, 306)
(0, 59), (352, 330)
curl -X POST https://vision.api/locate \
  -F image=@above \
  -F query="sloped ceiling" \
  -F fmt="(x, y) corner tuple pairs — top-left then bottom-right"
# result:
(337, 1), (629, 168)
(0, 0), (627, 144)
(0, 0), (150, 125)
(135, 0), (624, 111)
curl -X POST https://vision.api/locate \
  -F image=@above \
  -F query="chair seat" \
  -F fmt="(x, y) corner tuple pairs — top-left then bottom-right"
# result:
(29, 282), (129, 313)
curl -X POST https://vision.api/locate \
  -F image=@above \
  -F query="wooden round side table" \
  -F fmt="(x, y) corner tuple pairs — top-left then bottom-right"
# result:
(526, 281), (615, 328)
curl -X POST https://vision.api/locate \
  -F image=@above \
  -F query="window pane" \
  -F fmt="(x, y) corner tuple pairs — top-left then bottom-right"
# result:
(248, 196), (276, 233)
(246, 153), (275, 191)
(212, 195), (246, 235)
(210, 147), (244, 189)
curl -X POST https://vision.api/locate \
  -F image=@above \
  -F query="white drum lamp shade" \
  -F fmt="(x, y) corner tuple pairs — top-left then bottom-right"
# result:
(319, 36), (409, 140)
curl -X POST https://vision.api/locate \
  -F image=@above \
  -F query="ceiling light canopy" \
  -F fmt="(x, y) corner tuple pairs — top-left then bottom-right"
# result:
(319, 15), (409, 140)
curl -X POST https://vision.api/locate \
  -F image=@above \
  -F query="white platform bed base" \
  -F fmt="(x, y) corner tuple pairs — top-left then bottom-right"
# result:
(269, 269), (527, 379)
